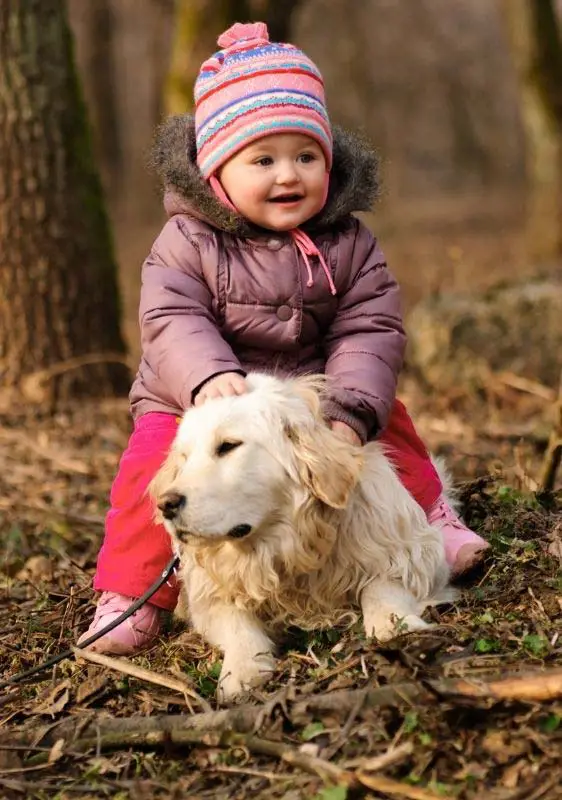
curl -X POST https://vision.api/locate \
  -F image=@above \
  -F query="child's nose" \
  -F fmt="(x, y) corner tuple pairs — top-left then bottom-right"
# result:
(276, 161), (299, 183)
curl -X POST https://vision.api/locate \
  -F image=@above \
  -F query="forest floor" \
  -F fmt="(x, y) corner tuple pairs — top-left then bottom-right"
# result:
(0, 370), (560, 800)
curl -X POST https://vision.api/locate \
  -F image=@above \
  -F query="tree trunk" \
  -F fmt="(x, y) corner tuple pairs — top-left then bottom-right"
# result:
(165, 0), (303, 115)
(501, 0), (562, 261)
(66, 0), (122, 197)
(0, 0), (130, 403)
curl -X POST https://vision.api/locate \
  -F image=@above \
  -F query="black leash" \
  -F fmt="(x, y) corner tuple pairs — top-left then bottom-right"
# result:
(0, 555), (180, 692)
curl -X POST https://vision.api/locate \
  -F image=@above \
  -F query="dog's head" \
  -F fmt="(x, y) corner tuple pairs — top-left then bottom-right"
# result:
(149, 374), (364, 549)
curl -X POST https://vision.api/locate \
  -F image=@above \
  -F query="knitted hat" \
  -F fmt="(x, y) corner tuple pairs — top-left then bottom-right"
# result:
(195, 22), (333, 178)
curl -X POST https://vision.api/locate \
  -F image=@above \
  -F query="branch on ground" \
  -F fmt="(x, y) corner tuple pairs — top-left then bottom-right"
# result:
(3, 667), (561, 753)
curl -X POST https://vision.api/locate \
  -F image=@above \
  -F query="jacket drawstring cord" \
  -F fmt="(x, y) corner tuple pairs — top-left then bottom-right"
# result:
(289, 228), (337, 296)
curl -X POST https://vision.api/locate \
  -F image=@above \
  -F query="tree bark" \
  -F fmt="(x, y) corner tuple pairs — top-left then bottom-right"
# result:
(501, 0), (562, 261)
(0, 0), (130, 402)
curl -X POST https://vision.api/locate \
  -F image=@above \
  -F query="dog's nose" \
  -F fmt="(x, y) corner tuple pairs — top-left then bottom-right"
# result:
(158, 492), (186, 520)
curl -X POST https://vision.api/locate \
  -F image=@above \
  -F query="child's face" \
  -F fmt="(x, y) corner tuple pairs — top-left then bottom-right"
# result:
(218, 134), (327, 231)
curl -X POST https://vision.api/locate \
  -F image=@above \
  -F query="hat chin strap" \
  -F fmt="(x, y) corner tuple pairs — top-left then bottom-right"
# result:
(209, 174), (237, 212)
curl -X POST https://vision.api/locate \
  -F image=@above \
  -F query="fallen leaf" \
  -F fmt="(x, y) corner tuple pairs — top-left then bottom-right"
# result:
(453, 761), (489, 781)
(482, 730), (529, 764)
(501, 759), (527, 790)
(31, 679), (71, 718)
(76, 671), (109, 705)
(48, 738), (65, 764)
(547, 535), (562, 564)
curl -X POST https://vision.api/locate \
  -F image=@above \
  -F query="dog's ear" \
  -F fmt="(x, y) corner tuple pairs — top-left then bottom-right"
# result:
(148, 449), (183, 517)
(286, 421), (363, 508)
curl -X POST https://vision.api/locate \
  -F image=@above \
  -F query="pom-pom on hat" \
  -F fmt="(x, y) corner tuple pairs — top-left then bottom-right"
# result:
(194, 22), (333, 178)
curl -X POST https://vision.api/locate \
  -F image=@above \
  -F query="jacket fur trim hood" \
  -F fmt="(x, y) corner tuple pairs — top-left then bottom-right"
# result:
(150, 114), (380, 237)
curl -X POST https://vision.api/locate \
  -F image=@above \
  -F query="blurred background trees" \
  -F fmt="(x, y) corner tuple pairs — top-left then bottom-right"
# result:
(0, 0), (129, 402)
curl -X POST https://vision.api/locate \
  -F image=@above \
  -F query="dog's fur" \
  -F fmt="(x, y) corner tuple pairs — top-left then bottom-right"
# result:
(150, 374), (453, 702)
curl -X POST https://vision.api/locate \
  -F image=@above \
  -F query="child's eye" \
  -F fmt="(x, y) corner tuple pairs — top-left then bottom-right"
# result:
(299, 153), (316, 164)
(255, 156), (273, 167)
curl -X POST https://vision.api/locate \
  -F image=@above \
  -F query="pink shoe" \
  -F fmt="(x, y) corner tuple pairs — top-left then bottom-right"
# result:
(427, 496), (490, 578)
(77, 592), (162, 655)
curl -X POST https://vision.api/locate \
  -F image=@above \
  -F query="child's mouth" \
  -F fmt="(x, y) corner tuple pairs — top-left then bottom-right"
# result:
(268, 194), (304, 204)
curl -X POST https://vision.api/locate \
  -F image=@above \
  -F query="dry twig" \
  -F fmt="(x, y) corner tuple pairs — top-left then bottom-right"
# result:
(321, 686), (369, 760)
(496, 371), (556, 401)
(446, 669), (562, 703)
(236, 734), (351, 784)
(71, 646), (212, 713)
(344, 740), (414, 771)
(8, 666), (562, 753)
(355, 772), (455, 799)
(20, 352), (134, 403)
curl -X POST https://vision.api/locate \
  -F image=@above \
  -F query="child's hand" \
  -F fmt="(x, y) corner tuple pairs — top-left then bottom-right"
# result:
(330, 420), (362, 446)
(195, 372), (248, 406)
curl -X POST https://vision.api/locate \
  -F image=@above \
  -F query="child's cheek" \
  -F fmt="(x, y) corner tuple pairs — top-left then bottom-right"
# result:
(236, 186), (266, 215)
(246, 184), (266, 203)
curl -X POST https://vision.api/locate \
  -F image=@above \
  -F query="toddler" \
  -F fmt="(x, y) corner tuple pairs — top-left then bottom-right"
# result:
(79, 22), (488, 654)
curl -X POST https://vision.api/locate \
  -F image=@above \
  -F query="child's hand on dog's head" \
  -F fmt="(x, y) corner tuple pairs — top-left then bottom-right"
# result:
(194, 372), (248, 406)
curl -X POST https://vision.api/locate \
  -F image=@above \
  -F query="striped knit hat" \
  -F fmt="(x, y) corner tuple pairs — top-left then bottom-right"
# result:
(195, 22), (333, 178)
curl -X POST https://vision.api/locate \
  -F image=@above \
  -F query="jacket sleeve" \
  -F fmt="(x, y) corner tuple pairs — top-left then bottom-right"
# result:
(139, 217), (243, 409)
(323, 220), (406, 442)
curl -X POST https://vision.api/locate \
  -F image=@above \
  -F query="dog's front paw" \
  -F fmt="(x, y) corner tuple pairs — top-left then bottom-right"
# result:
(365, 613), (432, 642)
(217, 652), (276, 704)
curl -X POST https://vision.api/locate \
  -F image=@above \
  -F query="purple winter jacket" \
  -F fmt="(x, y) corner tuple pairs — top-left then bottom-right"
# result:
(129, 116), (406, 443)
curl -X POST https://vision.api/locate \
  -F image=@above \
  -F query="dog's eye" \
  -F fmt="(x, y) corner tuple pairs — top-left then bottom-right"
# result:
(216, 440), (242, 457)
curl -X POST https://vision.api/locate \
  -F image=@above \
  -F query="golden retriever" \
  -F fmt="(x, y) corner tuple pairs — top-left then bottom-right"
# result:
(150, 374), (453, 703)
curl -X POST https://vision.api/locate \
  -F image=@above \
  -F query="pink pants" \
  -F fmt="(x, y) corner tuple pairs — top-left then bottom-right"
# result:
(93, 401), (442, 610)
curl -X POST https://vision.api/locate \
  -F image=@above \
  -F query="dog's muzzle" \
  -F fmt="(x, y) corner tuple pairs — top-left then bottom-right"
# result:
(158, 492), (186, 521)
(227, 524), (252, 539)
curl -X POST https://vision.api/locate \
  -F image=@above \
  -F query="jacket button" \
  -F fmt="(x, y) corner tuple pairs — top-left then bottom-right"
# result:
(267, 238), (283, 250)
(276, 305), (293, 321)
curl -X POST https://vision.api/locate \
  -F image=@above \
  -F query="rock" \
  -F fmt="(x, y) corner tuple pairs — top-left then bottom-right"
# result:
(405, 280), (562, 390)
